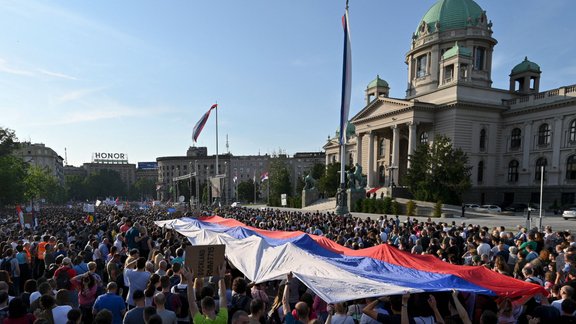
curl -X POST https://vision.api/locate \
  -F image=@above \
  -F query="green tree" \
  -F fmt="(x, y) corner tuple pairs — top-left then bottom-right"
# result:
(24, 165), (63, 203)
(237, 180), (255, 203)
(129, 178), (157, 201)
(0, 127), (27, 206)
(65, 175), (88, 201)
(0, 128), (20, 157)
(84, 169), (126, 199)
(0, 155), (27, 205)
(268, 158), (292, 206)
(310, 163), (325, 180)
(405, 135), (472, 205)
(318, 162), (341, 197)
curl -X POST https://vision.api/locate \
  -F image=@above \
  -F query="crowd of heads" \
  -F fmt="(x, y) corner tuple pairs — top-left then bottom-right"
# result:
(0, 204), (574, 323)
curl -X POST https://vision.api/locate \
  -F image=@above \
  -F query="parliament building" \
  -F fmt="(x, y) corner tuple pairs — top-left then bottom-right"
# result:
(324, 0), (576, 208)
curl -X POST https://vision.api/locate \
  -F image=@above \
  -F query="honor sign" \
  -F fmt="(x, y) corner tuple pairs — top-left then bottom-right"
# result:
(93, 152), (128, 164)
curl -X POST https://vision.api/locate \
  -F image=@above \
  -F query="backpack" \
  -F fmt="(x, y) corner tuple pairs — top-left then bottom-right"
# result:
(0, 257), (13, 273)
(55, 268), (72, 290)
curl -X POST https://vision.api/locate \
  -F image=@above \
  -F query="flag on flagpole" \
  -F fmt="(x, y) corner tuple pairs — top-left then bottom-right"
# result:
(192, 104), (218, 142)
(260, 172), (269, 182)
(339, 7), (352, 145)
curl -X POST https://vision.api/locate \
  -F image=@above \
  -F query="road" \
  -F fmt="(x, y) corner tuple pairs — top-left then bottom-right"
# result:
(248, 205), (576, 233)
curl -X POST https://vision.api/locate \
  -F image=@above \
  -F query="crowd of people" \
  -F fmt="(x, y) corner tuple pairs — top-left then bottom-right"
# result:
(0, 204), (575, 324)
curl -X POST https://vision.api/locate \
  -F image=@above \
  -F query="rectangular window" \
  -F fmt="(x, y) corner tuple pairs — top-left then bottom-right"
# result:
(444, 65), (454, 83)
(474, 47), (485, 70)
(416, 55), (428, 78)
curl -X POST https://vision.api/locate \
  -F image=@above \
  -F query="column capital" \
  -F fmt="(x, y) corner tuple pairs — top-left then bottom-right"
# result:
(406, 121), (418, 127)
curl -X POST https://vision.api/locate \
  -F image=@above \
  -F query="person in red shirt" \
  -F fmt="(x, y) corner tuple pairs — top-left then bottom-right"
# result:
(120, 218), (133, 233)
(53, 257), (78, 308)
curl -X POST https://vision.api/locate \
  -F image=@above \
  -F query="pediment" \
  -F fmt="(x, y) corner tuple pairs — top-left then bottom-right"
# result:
(351, 97), (413, 123)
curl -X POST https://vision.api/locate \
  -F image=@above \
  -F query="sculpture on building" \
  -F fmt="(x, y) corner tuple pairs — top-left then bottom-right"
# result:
(303, 173), (316, 191)
(347, 163), (366, 192)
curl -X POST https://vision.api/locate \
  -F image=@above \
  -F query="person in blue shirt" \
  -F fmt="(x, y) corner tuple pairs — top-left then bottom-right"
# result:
(93, 282), (126, 324)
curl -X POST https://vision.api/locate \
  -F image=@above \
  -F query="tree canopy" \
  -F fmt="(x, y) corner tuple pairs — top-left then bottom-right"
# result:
(404, 135), (471, 205)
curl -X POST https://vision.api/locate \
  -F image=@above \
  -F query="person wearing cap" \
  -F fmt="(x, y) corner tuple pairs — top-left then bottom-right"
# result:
(53, 256), (77, 308)
(123, 289), (146, 324)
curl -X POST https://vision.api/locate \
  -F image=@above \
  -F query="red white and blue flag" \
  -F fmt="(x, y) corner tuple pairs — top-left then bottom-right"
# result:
(192, 104), (218, 143)
(156, 216), (547, 304)
(260, 172), (269, 182)
(339, 8), (352, 145)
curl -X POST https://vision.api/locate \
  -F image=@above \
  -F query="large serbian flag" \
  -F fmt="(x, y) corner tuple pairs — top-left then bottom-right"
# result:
(156, 215), (547, 304)
(192, 104), (218, 143)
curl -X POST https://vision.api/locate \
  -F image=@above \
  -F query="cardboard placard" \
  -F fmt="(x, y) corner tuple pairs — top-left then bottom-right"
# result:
(185, 244), (225, 277)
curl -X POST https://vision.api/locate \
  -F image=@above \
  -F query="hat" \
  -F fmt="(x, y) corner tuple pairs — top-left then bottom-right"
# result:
(130, 248), (139, 255)
(62, 257), (72, 265)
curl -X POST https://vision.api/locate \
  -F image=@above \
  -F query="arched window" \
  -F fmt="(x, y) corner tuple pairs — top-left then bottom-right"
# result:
(535, 157), (547, 181)
(569, 120), (576, 143)
(419, 131), (428, 144)
(479, 129), (487, 151)
(567, 155), (576, 180)
(510, 128), (522, 150)
(508, 160), (519, 182)
(477, 161), (484, 183)
(379, 139), (386, 158)
(538, 123), (550, 146)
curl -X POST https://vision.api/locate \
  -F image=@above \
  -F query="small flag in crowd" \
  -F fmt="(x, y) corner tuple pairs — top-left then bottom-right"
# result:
(261, 172), (269, 182)
(16, 205), (24, 228)
(192, 104), (218, 142)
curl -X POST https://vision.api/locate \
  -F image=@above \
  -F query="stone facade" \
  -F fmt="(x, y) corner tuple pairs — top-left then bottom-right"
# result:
(14, 143), (65, 185)
(324, 0), (576, 208)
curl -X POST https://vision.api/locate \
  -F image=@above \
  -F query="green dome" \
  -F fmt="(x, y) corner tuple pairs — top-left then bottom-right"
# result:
(335, 121), (356, 140)
(511, 57), (541, 74)
(442, 41), (472, 59)
(416, 0), (485, 36)
(367, 75), (389, 89)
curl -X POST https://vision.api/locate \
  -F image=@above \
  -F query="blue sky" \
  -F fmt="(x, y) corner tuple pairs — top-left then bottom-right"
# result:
(1, 0), (574, 166)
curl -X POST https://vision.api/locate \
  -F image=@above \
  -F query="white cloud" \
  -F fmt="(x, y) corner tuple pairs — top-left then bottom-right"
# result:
(56, 87), (107, 104)
(0, 57), (34, 76)
(38, 69), (78, 81)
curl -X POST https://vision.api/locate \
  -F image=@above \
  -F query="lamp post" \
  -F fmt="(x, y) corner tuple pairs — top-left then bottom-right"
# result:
(386, 165), (398, 187)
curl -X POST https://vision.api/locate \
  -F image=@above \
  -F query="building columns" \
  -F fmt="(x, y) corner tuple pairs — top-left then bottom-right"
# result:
(407, 122), (417, 168)
(391, 125), (400, 185)
(356, 133), (363, 168)
(367, 132), (375, 187)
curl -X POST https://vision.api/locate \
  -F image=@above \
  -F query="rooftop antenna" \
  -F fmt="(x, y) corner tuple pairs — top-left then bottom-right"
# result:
(64, 147), (68, 166)
(226, 134), (230, 154)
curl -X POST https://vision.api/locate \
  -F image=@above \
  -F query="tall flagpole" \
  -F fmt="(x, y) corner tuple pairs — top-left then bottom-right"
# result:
(336, 0), (352, 216)
(215, 101), (219, 205)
